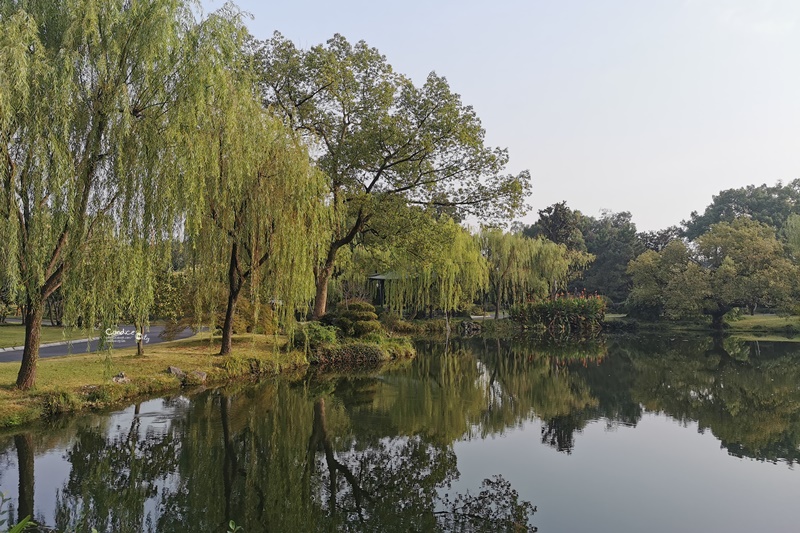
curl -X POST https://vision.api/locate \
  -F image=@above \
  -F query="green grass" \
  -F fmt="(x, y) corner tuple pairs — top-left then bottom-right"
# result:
(604, 312), (800, 339)
(726, 314), (800, 331)
(0, 324), (96, 349)
(0, 333), (309, 429)
(0, 329), (417, 430)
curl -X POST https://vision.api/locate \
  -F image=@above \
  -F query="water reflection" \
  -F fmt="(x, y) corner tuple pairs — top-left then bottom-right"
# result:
(1, 334), (800, 531)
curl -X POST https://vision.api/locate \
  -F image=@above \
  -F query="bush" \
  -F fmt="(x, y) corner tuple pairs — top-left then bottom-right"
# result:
(510, 295), (606, 332)
(322, 301), (384, 338)
(468, 304), (485, 316)
(293, 322), (338, 350)
(342, 301), (375, 312)
(353, 320), (382, 336)
(380, 312), (421, 334)
(41, 390), (80, 416)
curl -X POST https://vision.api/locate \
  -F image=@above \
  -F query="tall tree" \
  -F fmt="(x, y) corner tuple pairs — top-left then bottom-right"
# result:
(628, 219), (797, 328)
(257, 33), (530, 318)
(189, 73), (328, 355)
(576, 211), (643, 303)
(523, 201), (586, 251)
(637, 225), (682, 252)
(683, 180), (800, 240)
(0, 1), (241, 388)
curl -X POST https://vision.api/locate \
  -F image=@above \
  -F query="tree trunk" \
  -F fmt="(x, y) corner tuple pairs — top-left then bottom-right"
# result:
(495, 290), (502, 320)
(15, 433), (35, 524)
(17, 302), (44, 390)
(135, 320), (145, 357)
(220, 287), (241, 356)
(312, 264), (334, 320)
(710, 312), (725, 330)
(220, 244), (242, 356)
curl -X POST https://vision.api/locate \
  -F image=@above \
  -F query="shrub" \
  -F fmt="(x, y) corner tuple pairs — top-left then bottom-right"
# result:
(41, 390), (80, 416)
(380, 312), (421, 334)
(322, 301), (384, 338)
(468, 304), (485, 316)
(293, 322), (338, 350)
(353, 320), (382, 336)
(343, 301), (375, 313)
(510, 295), (606, 332)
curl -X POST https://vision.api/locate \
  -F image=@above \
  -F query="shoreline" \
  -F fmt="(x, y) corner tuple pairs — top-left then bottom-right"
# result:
(0, 333), (414, 430)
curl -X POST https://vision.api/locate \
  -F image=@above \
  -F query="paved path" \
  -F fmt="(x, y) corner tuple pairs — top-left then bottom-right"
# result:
(0, 325), (198, 363)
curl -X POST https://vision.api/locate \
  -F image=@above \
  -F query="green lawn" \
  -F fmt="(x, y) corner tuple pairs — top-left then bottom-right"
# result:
(727, 313), (800, 331)
(0, 325), (96, 349)
(0, 333), (308, 429)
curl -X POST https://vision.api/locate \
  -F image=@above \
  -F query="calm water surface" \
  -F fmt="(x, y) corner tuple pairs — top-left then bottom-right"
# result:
(0, 335), (798, 532)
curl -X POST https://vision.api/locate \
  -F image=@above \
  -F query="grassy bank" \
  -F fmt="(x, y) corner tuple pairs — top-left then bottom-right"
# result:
(0, 332), (415, 429)
(603, 313), (800, 340)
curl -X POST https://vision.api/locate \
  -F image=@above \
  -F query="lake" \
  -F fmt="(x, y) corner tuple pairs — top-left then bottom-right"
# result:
(1, 334), (798, 532)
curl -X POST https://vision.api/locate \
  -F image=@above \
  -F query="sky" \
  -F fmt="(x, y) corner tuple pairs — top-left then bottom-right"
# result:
(203, 0), (800, 231)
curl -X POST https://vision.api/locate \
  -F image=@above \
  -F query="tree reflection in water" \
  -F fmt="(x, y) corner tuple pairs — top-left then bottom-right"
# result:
(3, 334), (800, 531)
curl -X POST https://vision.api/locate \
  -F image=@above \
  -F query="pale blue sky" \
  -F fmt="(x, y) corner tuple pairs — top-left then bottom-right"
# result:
(204, 0), (800, 231)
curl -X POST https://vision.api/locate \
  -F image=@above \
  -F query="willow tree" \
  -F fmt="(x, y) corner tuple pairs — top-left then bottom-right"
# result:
(380, 216), (488, 318)
(257, 33), (530, 319)
(187, 58), (328, 356)
(480, 229), (572, 319)
(0, 1), (241, 389)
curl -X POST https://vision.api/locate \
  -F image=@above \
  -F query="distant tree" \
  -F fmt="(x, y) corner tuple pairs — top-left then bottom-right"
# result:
(782, 213), (800, 261)
(628, 219), (797, 328)
(480, 229), (571, 318)
(683, 180), (800, 240)
(575, 211), (643, 303)
(523, 201), (586, 251)
(638, 226), (682, 252)
(381, 215), (489, 318)
(626, 241), (709, 320)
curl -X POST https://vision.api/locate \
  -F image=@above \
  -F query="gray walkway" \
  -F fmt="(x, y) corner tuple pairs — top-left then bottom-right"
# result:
(0, 325), (198, 363)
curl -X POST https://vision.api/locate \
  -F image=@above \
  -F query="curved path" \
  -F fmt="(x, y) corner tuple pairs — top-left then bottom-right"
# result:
(0, 325), (198, 363)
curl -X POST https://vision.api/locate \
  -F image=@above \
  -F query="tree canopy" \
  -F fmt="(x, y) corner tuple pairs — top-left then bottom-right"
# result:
(628, 219), (798, 326)
(257, 32), (531, 318)
(0, 0), (242, 388)
(682, 180), (800, 241)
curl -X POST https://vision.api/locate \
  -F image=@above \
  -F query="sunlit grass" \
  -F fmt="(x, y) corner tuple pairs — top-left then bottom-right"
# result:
(727, 314), (800, 330)
(0, 324), (96, 349)
(0, 332), (308, 429)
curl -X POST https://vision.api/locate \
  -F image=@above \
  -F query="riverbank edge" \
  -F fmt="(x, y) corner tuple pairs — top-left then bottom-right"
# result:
(603, 313), (800, 340)
(0, 333), (415, 430)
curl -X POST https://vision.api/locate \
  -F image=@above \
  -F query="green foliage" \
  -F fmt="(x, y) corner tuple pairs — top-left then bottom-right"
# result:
(293, 322), (338, 351)
(481, 228), (573, 317)
(628, 219), (799, 326)
(523, 200), (586, 251)
(41, 389), (80, 417)
(511, 295), (606, 332)
(258, 32), (530, 316)
(576, 210), (643, 303)
(683, 179), (800, 240)
(379, 312), (421, 334)
(381, 218), (489, 315)
(321, 301), (384, 338)
(0, 0), (250, 388)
